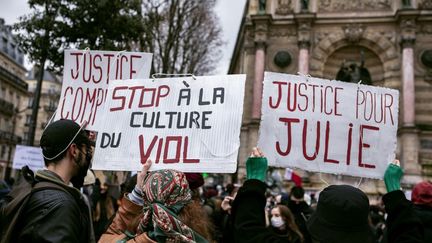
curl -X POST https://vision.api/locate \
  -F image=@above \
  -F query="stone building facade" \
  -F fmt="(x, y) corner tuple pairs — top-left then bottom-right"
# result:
(229, 0), (432, 194)
(20, 68), (61, 146)
(0, 18), (28, 179)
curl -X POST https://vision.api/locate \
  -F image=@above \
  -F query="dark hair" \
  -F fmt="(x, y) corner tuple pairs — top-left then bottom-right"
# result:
(278, 205), (304, 242)
(291, 186), (305, 200)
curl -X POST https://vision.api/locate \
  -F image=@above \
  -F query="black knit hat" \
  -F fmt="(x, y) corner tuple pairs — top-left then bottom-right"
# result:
(307, 185), (373, 243)
(40, 119), (89, 161)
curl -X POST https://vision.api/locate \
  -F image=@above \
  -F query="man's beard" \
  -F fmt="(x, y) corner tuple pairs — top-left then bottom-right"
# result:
(70, 152), (90, 189)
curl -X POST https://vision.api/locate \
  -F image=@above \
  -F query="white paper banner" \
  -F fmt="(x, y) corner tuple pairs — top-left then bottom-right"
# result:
(12, 145), (44, 171)
(258, 72), (399, 179)
(55, 50), (153, 131)
(92, 75), (246, 173)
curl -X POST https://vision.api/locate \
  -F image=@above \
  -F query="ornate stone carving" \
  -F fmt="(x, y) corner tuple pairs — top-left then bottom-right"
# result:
(296, 20), (313, 44)
(342, 24), (364, 43)
(420, 25), (432, 35)
(314, 32), (329, 44)
(313, 31), (344, 45)
(251, 15), (271, 43)
(318, 0), (392, 12)
(268, 28), (297, 37)
(275, 0), (292, 15)
(400, 18), (416, 47)
(365, 30), (396, 45)
(249, 0), (259, 15)
(418, 0), (432, 9)
(298, 40), (310, 49)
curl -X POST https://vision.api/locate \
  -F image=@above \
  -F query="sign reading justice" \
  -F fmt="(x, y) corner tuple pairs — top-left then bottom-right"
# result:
(55, 50), (153, 131)
(92, 75), (246, 173)
(258, 72), (399, 179)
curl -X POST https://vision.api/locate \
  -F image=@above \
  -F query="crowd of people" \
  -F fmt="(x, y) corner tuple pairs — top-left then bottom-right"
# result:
(1, 119), (432, 243)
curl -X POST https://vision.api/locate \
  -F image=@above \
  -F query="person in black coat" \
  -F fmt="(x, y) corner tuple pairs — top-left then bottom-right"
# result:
(231, 147), (301, 243)
(287, 186), (313, 243)
(382, 160), (424, 243)
(14, 120), (93, 242)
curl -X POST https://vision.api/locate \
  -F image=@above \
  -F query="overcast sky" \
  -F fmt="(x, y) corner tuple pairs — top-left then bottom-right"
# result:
(0, 0), (247, 75)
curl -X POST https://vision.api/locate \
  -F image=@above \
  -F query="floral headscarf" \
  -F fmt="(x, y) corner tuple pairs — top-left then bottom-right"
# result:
(137, 169), (207, 243)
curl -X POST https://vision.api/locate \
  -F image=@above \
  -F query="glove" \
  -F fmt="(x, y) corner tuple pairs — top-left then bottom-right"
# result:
(246, 157), (268, 182)
(384, 163), (403, 192)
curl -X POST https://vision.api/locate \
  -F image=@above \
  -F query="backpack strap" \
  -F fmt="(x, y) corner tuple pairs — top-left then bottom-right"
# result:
(0, 181), (72, 243)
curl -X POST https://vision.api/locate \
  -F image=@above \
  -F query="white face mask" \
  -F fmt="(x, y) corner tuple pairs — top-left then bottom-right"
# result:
(271, 216), (285, 228)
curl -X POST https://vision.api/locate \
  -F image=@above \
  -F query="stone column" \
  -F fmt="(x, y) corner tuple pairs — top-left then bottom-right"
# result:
(298, 41), (310, 74)
(397, 11), (421, 184)
(252, 42), (266, 119)
(295, 13), (315, 75)
(401, 39), (415, 126)
(250, 14), (271, 119)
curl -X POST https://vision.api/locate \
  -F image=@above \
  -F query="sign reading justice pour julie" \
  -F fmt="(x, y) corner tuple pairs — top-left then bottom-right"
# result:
(258, 72), (399, 179)
(92, 75), (246, 173)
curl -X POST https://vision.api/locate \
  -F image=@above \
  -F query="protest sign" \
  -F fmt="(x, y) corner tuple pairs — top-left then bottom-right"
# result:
(12, 145), (44, 171)
(55, 50), (152, 131)
(258, 72), (399, 179)
(91, 75), (246, 173)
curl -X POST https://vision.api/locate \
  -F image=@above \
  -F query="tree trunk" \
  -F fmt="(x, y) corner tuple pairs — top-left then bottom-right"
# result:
(28, 58), (46, 146)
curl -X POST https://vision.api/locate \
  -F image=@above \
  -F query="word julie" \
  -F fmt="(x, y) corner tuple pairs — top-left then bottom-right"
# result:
(276, 117), (379, 169)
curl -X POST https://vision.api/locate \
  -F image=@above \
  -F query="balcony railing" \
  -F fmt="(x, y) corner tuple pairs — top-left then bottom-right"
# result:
(0, 129), (22, 144)
(0, 65), (28, 92)
(0, 98), (14, 116)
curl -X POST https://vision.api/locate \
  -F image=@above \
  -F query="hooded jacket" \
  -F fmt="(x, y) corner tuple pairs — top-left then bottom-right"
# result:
(231, 179), (300, 243)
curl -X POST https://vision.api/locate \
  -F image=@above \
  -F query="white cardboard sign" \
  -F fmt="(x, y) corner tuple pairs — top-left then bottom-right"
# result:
(258, 72), (399, 179)
(12, 145), (44, 171)
(55, 50), (153, 131)
(92, 75), (246, 173)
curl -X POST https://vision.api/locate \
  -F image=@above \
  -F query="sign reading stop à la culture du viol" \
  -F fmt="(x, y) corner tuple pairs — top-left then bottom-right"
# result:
(54, 50), (153, 131)
(91, 75), (246, 173)
(258, 72), (399, 179)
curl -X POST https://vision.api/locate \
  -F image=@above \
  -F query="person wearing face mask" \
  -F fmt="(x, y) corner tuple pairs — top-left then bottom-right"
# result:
(270, 205), (303, 242)
(231, 147), (301, 243)
(14, 119), (93, 242)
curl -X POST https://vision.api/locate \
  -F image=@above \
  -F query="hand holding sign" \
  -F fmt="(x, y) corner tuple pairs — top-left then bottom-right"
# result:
(246, 147), (268, 182)
(137, 159), (152, 190)
(384, 159), (403, 192)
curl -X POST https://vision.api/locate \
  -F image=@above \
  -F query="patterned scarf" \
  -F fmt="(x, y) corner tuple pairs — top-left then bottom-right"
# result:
(138, 170), (208, 243)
